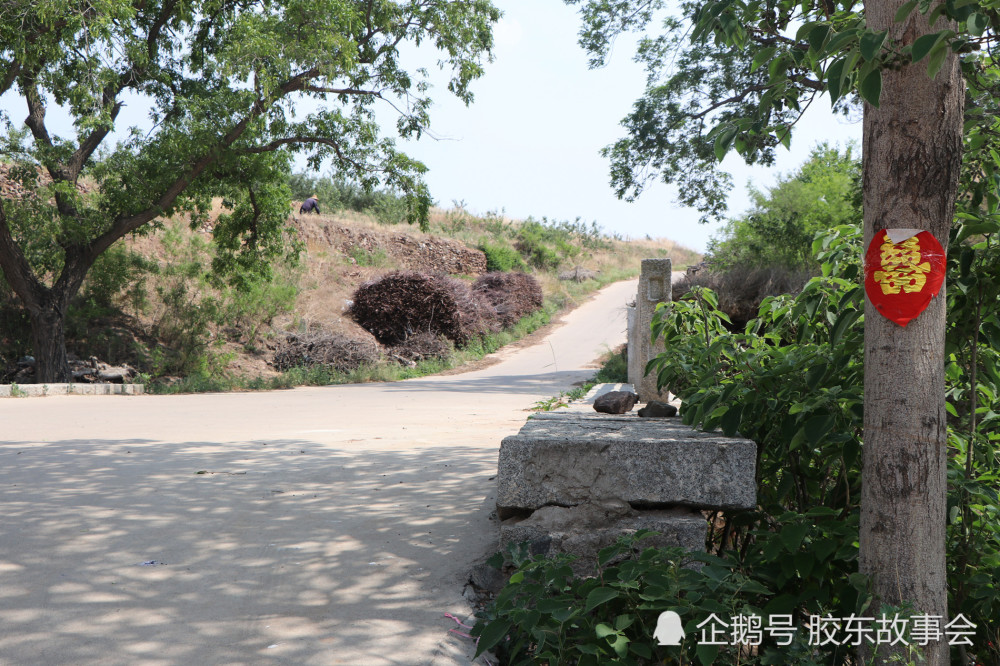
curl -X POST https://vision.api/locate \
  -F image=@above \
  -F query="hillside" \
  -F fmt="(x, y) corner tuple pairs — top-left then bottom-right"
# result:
(0, 199), (699, 387)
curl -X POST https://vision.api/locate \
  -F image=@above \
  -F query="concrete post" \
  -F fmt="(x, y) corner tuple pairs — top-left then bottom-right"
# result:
(626, 304), (639, 390)
(636, 258), (671, 402)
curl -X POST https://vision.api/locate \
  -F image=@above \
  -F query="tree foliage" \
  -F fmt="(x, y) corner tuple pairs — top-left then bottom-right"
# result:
(710, 142), (861, 271)
(565, 0), (1000, 221)
(0, 0), (500, 380)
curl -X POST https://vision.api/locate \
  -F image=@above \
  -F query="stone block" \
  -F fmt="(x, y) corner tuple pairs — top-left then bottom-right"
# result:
(500, 502), (706, 575)
(496, 413), (756, 516)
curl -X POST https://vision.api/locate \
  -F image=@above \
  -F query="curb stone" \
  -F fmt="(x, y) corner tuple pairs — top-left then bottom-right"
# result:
(0, 383), (145, 398)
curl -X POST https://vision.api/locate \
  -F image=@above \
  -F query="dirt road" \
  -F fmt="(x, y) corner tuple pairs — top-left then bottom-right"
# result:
(0, 279), (639, 666)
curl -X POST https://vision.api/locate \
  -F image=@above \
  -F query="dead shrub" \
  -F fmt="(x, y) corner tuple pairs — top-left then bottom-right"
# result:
(272, 331), (380, 373)
(472, 272), (544, 328)
(674, 265), (813, 327)
(350, 271), (496, 345)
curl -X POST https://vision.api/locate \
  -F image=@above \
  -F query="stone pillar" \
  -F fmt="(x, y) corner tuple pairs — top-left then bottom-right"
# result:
(636, 258), (671, 402)
(626, 303), (639, 390)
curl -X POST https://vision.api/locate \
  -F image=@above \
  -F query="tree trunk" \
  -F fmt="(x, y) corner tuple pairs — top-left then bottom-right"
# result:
(859, 2), (964, 664)
(28, 299), (71, 383)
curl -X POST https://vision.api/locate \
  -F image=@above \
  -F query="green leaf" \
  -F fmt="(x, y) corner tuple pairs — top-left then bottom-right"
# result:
(611, 635), (630, 658)
(860, 30), (887, 61)
(721, 404), (743, 437)
(596, 622), (617, 638)
(911, 31), (951, 62)
(585, 587), (620, 613)
(825, 29), (860, 55)
(927, 40), (951, 79)
(807, 24), (832, 52)
(751, 46), (778, 72)
(696, 643), (720, 665)
(826, 56), (848, 103)
(968, 12), (989, 36)
(713, 125), (738, 162)
(474, 619), (511, 657)
(804, 414), (834, 445)
(780, 522), (810, 552)
(894, 0), (918, 23)
(630, 642), (653, 659)
(796, 21), (824, 43)
(831, 308), (862, 345)
(858, 68), (882, 106)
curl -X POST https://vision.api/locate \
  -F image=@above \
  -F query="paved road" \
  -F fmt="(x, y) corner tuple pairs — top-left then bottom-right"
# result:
(0, 279), (639, 666)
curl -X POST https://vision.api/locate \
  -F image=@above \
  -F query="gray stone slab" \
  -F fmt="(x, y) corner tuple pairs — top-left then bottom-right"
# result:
(500, 503), (706, 575)
(497, 413), (757, 515)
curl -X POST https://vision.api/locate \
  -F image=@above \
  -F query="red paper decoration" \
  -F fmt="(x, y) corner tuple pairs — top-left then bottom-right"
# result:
(864, 229), (945, 327)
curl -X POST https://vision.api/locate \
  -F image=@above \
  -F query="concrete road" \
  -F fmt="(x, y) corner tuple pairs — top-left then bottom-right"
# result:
(0, 279), (639, 666)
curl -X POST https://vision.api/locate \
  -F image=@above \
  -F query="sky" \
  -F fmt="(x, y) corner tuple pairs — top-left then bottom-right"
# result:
(371, 0), (864, 253)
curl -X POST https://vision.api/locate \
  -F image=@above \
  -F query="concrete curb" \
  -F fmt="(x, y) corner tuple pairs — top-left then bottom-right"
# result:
(0, 383), (145, 398)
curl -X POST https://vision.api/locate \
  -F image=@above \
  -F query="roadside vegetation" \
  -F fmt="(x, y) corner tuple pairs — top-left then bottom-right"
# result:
(0, 172), (696, 392)
(472, 144), (1000, 664)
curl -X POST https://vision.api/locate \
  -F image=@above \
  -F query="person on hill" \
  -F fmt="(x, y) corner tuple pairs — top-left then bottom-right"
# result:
(300, 195), (320, 214)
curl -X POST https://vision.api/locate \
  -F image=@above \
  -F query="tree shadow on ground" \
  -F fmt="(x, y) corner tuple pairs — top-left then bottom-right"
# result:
(0, 437), (498, 665)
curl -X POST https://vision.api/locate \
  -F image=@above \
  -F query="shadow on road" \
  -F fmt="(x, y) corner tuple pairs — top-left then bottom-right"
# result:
(0, 437), (497, 665)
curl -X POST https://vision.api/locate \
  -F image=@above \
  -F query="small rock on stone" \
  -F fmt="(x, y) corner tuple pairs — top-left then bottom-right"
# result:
(593, 390), (637, 414)
(637, 400), (678, 418)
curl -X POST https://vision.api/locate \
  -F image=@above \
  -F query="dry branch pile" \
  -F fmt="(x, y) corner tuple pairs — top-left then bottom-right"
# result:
(272, 331), (380, 373)
(387, 331), (453, 364)
(350, 271), (495, 345)
(472, 272), (544, 327)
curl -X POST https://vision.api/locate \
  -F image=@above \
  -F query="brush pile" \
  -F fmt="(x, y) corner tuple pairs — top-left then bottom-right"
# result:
(387, 331), (453, 364)
(350, 271), (496, 345)
(472, 272), (544, 327)
(272, 331), (380, 373)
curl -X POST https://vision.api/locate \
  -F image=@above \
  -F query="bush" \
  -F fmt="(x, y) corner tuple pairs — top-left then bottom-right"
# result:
(472, 272), (543, 328)
(272, 331), (380, 373)
(350, 271), (496, 345)
(479, 241), (528, 272)
(474, 534), (879, 666)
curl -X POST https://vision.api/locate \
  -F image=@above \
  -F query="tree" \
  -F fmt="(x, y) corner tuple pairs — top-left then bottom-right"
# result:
(710, 142), (860, 270)
(0, 0), (500, 382)
(567, 1), (986, 662)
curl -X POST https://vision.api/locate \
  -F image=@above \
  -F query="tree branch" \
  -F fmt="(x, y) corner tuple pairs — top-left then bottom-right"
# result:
(302, 85), (381, 97)
(0, 200), (47, 313)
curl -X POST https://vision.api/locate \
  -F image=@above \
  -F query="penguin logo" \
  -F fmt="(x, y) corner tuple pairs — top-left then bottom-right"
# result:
(653, 610), (685, 646)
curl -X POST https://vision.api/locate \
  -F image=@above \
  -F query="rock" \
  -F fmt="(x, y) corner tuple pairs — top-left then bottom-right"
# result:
(558, 266), (598, 282)
(500, 504), (707, 575)
(593, 390), (637, 414)
(638, 400), (678, 417)
(468, 562), (507, 595)
(496, 412), (757, 517)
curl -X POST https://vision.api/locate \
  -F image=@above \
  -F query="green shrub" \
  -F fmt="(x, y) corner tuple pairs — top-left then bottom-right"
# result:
(479, 241), (528, 272)
(475, 533), (883, 666)
(477, 222), (1000, 664)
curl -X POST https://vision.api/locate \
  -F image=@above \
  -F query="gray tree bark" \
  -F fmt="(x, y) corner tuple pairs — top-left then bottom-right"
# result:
(859, 1), (964, 664)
